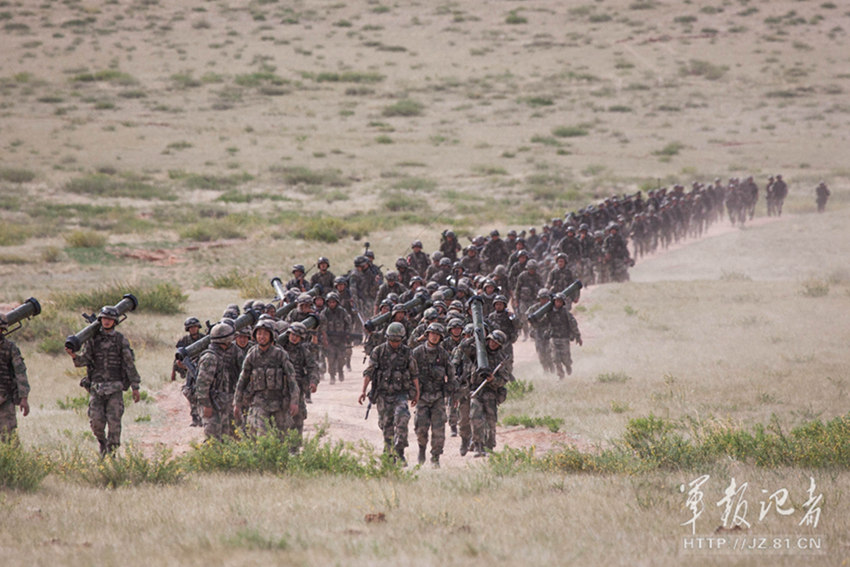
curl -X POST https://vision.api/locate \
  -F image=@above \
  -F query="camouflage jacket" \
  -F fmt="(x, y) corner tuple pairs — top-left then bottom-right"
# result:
(174, 331), (204, 378)
(546, 266), (575, 295)
(487, 309), (519, 344)
(545, 306), (580, 341)
(281, 339), (319, 392)
(364, 342), (418, 399)
(310, 270), (336, 293)
(412, 343), (456, 400)
(0, 337), (29, 404)
(320, 305), (352, 344)
(514, 270), (542, 303)
(468, 347), (511, 395)
(73, 329), (140, 389)
(234, 344), (298, 411)
(374, 281), (407, 310)
(195, 343), (241, 408)
(407, 251), (430, 277)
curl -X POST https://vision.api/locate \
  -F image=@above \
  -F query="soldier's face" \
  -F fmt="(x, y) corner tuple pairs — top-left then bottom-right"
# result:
(101, 317), (116, 330)
(450, 328), (462, 338)
(319, 263), (328, 271)
(554, 299), (565, 309)
(427, 332), (441, 346)
(387, 338), (402, 348)
(494, 302), (505, 312)
(557, 259), (566, 268)
(328, 299), (338, 309)
(255, 329), (272, 346)
(236, 335), (250, 347)
(487, 339), (500, 350)
(289, 333), (301, 344)
(188, 325), (200, 336)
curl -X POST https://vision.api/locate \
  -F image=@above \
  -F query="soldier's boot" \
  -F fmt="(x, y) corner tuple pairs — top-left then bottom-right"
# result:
(431, 455), (440, 469)
(460, 437), (469, 456)
(450, 424), (458, 437)
(556, 365), (565, 380)
(338, 372), (344, 383)
(306, 391), (312, 404)
(107, 442), (119, 456)
(330, 376), (336, 385)
(474, 442), (487, 458)
(97, 438), (108, 457)
(191, 411), (202, 427)
(566, 364), (572, 376)
(396, 446), (407, 467)
(418, 445), (427, 466)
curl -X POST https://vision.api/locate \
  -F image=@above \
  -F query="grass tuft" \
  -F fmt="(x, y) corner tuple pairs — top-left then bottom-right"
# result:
(0, 439), (51, 491)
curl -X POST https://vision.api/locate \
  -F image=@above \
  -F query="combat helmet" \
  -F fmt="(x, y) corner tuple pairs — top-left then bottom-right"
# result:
(487, 329), (507, 346)
(289, 321), (307, 338)
(252, 318), (276, 340)
(209, 322), (235, 344)
(183, 317), (201, 331)
(385, 322), (406, 340)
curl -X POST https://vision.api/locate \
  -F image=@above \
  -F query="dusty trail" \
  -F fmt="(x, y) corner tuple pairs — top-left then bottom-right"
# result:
(133, 214), (786, 467)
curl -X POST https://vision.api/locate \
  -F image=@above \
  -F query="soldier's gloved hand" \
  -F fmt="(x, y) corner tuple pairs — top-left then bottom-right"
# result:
(358, 392), (366, 405)
(19, 397), (29, 416)
(203, 406), (213, 418)
(310, 383), (317, 394)
(65, 347), (76, 358)
(132, 389), (141, 403)
(289, 402), (299, 417)
(577, 338), (583, 346)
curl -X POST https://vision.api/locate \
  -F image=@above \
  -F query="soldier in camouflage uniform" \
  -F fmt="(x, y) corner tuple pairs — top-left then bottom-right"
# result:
(407, 240), (431, 277)
(286, 293), (321, 400)
(286, 264), (309, 292)
(66, 306), (141, 456)
(359, 322), (420, 464)
(310, 257), (335, 293)
(412, 323), (456, 467)
(526, 288), (554, 373)
(441, 318), (465, 437)
(481, 229), (510, 274)
(0, 315), (30, 439)
(281, 322), (319, 441)
(450, 324), (476, 455)
(487, 294), (518, 362)
(174, 317), (204, 426)
(469, 330), (511, 456)
(603, 223), (633, 282)
(514, 259), (542, 339)
(545, 293), (582, 379)
(320, 292), (352, 384)
(374, 271), (407, 312)
(195, 323), (241, 440)
(547, 254), (580, 301)
(233, 319), (299, 438)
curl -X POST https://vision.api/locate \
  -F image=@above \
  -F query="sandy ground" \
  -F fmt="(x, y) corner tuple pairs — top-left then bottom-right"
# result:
(128, 213), (785, 467)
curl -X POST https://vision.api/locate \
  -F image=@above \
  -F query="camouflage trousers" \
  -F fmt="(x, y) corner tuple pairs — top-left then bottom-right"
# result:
(610, 258), (630, 282)
(376, 394), (410, 453)
(470, 391), (498, 451)
(88, 382), (125, 446)
(202, 392), (235, 441)
(415, 394), (447, 457)
(292, 390), (308, 437)
(247, 404), (292, 439)
(451, 388), (471, 442)
(533, 330), (553, 372)
(326, 345), (346, 383)
(0, 398), (18, 438)
(182, 382), (200, 422)
(551, 338), (572, 377)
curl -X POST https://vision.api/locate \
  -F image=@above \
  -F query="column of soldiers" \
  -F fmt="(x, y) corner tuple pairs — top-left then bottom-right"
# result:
(5, 173), (799, 462)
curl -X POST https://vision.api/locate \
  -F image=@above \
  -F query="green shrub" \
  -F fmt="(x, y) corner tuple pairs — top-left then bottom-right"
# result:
(382, 99), (424, 117)
(0, 223), (31, 246)
(679, 59), (728, 80)
(506, 379), (534, 400)
(552, 125), (589, 138)
(180, 218), (246, 242)
(596, 372), (631, 384)
(64, 230), (107, 248)
(505, 10), (527, 24)
(314, 71), (384, 83)
(62, 445), (183, 488)
(65, 173), (174, 200)
(800, 278), (829, 297)
(653, 141), (685, 157)
(56, 394), (89, 412)
(502, 414), (564, 432)
(0, 167), (35, 183)
(182, 428), (405, 478)
(52, 281), (187, 315)
(273, 166), (349, 187)
(0, 439), (51, 491)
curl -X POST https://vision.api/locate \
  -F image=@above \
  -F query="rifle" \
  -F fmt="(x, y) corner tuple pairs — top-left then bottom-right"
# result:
(365, 387), (373, 420)
(470, 360), (506, 399)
